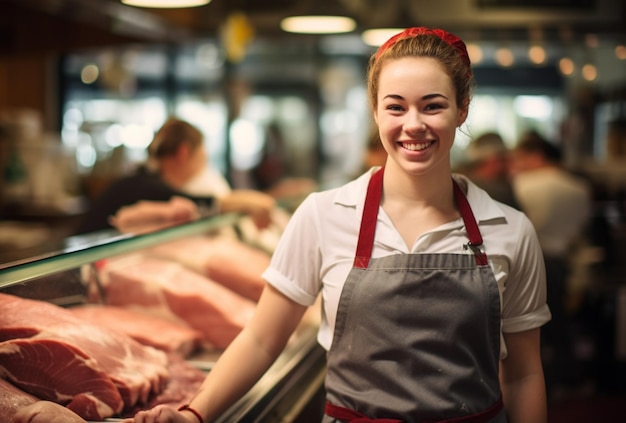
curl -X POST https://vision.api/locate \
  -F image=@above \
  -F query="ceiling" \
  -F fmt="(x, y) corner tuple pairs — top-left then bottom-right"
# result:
(1, 0), (625, 57)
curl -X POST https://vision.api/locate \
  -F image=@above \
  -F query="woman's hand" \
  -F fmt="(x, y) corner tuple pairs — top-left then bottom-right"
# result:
(110, 196), (200, 234)
(220, 190), (276, 230)
(121, 404), (198, 423)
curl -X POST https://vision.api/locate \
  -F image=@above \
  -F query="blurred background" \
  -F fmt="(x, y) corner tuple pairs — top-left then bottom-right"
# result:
(0, 0), (625, 420)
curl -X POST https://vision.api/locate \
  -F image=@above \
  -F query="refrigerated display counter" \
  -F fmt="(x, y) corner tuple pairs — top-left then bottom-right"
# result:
(0, 215), (326, 422)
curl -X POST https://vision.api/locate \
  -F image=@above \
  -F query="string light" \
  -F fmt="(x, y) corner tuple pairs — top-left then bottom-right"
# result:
(495, 47), (514, 67)
(466, 43), (483, 64)
(581, 63), (597, 81)
(558, 57), (575, 76)
(528, 45), (547, 65)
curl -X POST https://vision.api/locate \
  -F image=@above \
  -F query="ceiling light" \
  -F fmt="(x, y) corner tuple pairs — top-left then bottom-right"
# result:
(121, 0), (210, 8)
(280, 16), (356, 34)
(361, 28), (404, 47)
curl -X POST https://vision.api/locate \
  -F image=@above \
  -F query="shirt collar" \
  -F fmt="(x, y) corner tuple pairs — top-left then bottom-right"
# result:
(333, 168), (508, 224)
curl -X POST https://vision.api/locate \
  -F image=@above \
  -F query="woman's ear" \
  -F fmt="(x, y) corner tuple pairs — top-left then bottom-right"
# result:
(457, 100), (469, 126)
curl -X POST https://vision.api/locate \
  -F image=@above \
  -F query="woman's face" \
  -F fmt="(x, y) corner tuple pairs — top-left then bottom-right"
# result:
(374, 57), (467, 177)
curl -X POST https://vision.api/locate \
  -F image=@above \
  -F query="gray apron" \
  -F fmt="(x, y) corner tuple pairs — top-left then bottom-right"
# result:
(323, 168), (506, 423)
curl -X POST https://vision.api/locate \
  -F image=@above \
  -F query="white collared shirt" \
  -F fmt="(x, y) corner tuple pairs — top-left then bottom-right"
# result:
(263, 167), (551, 357)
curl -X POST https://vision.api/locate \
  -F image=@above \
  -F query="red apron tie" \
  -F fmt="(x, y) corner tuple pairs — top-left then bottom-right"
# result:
(325, 397), (503, 423)
(325, 401), (402, 422)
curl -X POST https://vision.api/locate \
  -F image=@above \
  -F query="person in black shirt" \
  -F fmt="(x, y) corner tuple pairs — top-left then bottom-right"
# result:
(75, 118), (274, 235)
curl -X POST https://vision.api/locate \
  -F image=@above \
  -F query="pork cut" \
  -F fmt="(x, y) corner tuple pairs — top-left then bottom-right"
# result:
(0, 293), (169, 420)
(98, 254), (257, 349)
(12, 400), (88, 423)
(69, 304), (204, 357)
(145, 234), (269, 301)
(0, 377), (37, 421)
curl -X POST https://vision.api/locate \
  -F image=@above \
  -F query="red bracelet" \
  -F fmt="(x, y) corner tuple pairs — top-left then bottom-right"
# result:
(177, 404), (204, 423)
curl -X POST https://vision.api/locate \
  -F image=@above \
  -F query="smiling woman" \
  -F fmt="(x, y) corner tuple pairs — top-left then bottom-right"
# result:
(122, 27), (550, 423)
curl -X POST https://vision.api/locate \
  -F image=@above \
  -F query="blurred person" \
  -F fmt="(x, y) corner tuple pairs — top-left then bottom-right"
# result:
(364, 129), (388, 170)
(75, 117), (274, 235)
(253, 122), (317, 208)
(509, 129), (592, 396)
(459, 131), (520, 209)
(123, 27), (549, 423)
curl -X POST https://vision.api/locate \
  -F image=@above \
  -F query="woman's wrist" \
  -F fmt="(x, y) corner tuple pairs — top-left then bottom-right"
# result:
(177, 404), (204, 423)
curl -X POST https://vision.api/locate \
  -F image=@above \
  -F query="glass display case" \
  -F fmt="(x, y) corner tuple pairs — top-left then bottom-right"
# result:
(0, 215), (326, 422)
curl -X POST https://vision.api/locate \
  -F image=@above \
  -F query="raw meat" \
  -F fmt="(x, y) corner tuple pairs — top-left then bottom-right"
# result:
(98, 254), (257, 349)
(12, 400), (87, 423)
(123, 353), (206, 418)
(69, 304), (204, 357)
(145, 235), (269, 301)
(0, 378), (37, 421)
(0, 293), (169, 420)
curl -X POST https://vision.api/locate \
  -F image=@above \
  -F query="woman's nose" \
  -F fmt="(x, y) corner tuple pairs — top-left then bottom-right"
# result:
(404, 109), (427, 133)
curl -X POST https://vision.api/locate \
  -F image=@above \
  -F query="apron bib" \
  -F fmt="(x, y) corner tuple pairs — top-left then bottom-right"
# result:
(323, 168), (506, 423)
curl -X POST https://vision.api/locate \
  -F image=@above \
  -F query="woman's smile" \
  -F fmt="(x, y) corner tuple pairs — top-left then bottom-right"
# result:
(399, 141), (435, 152)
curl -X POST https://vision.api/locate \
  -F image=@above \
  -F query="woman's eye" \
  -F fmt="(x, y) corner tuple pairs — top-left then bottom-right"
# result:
(386, 104), (403, 111)
(425, 103), (443, 111)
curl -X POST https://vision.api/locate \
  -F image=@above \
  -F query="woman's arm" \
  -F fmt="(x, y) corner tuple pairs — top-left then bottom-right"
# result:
(110, 190), (276, 235)
(125, 284), (308, 423)
(499, 328), (547, 423)
(110, 196), (201, 234)
(218, 189), (276, 229)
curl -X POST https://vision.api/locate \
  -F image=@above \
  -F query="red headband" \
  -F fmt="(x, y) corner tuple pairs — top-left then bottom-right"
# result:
(375, 27), (471, 69)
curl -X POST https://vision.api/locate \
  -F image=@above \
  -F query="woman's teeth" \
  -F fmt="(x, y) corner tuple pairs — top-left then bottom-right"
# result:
(401, 142), (432, 151)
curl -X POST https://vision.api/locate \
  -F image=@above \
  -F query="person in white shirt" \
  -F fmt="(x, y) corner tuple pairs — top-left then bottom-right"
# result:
(509, 130), (592, 395)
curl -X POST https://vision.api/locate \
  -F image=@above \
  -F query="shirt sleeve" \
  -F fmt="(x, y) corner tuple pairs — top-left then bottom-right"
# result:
(501, 214), (552, 333)
(262, 193), (322, 306)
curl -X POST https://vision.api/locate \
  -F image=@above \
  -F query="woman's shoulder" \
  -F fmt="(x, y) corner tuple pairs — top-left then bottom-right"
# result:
(458, 174), (536, 239)
(304, 169), (374, 207)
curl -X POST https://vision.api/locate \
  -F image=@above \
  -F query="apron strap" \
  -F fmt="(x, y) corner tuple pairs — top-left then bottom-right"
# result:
(353, 168), (488, 268)
(452, 180), (488, 266)
(354, 167), (384, 269)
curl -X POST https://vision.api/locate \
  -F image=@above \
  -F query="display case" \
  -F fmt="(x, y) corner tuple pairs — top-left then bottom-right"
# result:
(0, 215), (326, 422)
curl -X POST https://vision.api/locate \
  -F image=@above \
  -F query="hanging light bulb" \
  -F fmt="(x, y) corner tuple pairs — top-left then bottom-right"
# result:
(281, 15), (356, 34)
(121, 0), (210, 8)
(361, 28), (404, 47)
